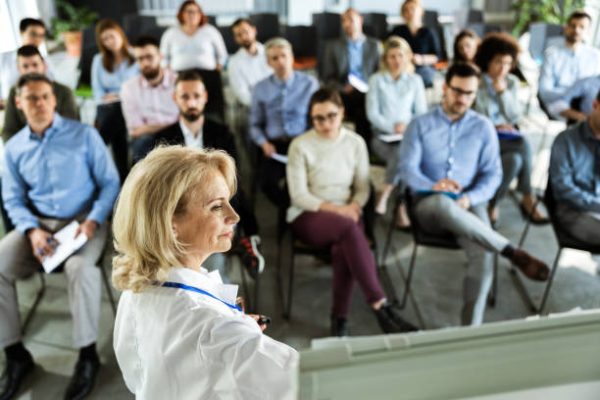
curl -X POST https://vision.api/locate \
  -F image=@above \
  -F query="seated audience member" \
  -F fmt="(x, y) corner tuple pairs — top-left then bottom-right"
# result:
(160, 0), (227, 72)
(453, 29), (480, 64)
(473, 33), (547, 225)
(92, 19), (139, 182)
(549, 89), (600, 245)
(112, 147), (298, 399)
(0, 74), (120, 400)
(287, 88), (417, 337)
(120, 36), (179, 162)
(389, 0), (442, 88)
(153, 70), (265, 277)
(3, 45), (78, 141)
(228, 18), (273, 108)
(249, 37), (319, 207)
(0, 18), (52, 105)
(366, 36), (427, 224)
(399, 63), (550, 326)
(548, 73), (600, 122)
(539, 10), (600, 109)
(320, 8), (381, 143)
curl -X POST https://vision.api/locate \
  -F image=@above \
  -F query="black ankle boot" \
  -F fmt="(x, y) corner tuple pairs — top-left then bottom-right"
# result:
(374, 303), (418, 333)
(330, 316), (349, 337)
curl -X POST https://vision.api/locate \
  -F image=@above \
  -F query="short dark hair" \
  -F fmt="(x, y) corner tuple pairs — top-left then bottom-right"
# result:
(16, 45), (43, 60)
(567, 10), (592, 24)
(16, 73), (53, 94)
(19, 18), (45, 33)
(445, 62), (481, 84)
(474, 32), (520, 73)
(175, 69), (205, 86)
(133, 35), (160, 49)
(231, 18), (253, 31)
(309, 87), (343, 114)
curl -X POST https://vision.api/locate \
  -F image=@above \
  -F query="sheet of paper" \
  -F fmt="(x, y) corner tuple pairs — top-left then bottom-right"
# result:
(348, 73), (369, 93)
(42, 221), (88, 273)
(271, 153), (288, 164)
(378, 134), (403, 143)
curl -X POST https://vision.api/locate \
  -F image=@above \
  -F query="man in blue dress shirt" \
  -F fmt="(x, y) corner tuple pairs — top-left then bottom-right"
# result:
(399, 63), (549, 326)
(0, 73), (120, 400)
(550, 88), (600, 246)
(249, 37), (319, 206)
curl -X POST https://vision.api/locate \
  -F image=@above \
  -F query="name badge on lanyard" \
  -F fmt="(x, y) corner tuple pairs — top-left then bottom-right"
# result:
(162, 281), (242, 312)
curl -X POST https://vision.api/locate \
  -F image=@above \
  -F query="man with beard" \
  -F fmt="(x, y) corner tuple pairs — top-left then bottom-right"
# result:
(399, 62), (550, 327)
(152, 70), (265, 278)
(120, 36), (179, 162)
(228, 18), (273, 108)
(539, 10), (600, 109)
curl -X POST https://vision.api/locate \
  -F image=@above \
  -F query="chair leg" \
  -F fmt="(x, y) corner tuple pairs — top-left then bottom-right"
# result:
(22, 273), (46, 334)
(488, 254), (498, 307)
(276, 236), (285, 309)
(380, 208), (397, 266)
(283, 239), (295, 320)
(100, 262), (117, 317)
(538, 248), (562, 315)
(399, 244), (418, 309)
(253, 264), (260, 314)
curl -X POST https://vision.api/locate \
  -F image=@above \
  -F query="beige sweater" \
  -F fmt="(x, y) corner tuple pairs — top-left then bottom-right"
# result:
(286, 127), (370, 222)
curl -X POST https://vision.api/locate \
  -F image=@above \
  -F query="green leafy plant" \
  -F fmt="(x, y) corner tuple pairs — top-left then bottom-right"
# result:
(51, 0), (98, 35)
(511, 0), (585, 36)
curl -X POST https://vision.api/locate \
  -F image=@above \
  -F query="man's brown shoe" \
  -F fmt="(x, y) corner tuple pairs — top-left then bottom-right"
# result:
(511, 249), (549, 281)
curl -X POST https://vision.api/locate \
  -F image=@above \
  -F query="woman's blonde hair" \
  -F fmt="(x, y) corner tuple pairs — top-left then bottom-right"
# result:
(381, 36), (415, 73)
(112, 146), (237, 293)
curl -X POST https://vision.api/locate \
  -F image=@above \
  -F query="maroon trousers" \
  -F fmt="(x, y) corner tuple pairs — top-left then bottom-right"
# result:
(290, 211), (386, 318)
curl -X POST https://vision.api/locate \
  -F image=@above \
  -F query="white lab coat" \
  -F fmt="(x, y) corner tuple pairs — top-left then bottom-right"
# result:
(113, 267), (299, 400)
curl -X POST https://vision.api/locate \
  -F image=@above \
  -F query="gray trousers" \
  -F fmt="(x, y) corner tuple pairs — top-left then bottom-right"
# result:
(370, 137), (401, 185)
(556, 205), (600, 245)
(415, 194), (510, 326)
(0, 216), (107, 349)
(495, 137), (533, 202)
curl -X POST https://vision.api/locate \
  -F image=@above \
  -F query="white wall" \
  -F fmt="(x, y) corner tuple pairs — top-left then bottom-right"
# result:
(0, 0), (41, 53)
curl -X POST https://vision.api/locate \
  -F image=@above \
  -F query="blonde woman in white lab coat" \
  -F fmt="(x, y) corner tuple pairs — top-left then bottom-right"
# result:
(111, 146), (298, 400)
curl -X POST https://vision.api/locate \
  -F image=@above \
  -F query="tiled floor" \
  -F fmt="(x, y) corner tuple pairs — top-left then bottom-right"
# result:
(1, 54), (599, 399)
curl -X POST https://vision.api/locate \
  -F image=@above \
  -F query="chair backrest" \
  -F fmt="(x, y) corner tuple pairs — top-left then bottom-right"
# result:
(423, 9), (447, 61)
(250, 13), (281, 44)
(122, 14), (158, 43)
(217, 25), (239, 54)
(284, 25), (317, 58)
(362, 13), (388, 41)
(77, 26), (99, 88)
(529, 23), (563, 64)
(193, 69), (225, 122)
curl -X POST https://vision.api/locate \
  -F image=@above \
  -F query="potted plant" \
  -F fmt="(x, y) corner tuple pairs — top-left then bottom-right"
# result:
(51, 0), (98, 57)
(511, 0), (585, 36)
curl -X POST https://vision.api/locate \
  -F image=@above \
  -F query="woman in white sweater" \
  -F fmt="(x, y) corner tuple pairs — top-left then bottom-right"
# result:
(160, 0), (227, 71)
(286, 88), (417, 337)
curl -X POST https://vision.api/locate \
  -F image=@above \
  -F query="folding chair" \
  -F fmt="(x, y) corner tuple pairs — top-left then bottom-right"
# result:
(381, 189), (498, 309)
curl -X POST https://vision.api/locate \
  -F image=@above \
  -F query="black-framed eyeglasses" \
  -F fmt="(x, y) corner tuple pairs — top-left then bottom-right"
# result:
(311, 112), (338, 124)
(448, 85), (476, 97)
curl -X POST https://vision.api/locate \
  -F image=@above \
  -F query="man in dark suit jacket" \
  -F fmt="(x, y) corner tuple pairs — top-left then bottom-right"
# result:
(153, 70), (264, 277)
(319, 8), (381, 146)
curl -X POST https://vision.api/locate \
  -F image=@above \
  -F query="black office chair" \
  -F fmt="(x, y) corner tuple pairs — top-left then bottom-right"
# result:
(21, 239), (116, 334)
(76, 26), (98, 89)
(249, 13), (281, 44)
(362, 13), (388, 41)
(284, 25), (317, 59)
(381, 189), (498, 309)
(192, 69), (226, 123)
(217, 25), (239, 55)
(511, 178), (600, 314)
(122, 14), (159, 43)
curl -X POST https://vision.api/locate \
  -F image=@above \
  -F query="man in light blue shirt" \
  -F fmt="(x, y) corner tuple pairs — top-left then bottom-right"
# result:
(0, 74), (119, 400)
(550, 88), (600, 245)
(249, 37), (318, 206)
(399, 63), (549, 326)
(548, 74), (600, 122)
(538, 11), (600, 109)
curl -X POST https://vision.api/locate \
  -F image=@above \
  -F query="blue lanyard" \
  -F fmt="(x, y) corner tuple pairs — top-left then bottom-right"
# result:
(162, 281), (242, 312)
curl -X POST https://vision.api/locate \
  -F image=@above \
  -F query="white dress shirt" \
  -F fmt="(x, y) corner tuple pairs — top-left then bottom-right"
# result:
(228, 43), (273, 107)
(179, 119), (203, 148)
(114, 267), (298, 400)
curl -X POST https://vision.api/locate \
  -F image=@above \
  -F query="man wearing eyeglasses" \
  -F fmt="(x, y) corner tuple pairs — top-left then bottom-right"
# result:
(0, 18), (53, 109)
(398, 62), (549, 327)
(0, 73), (119, 400)
(120, 36), (179, 162)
